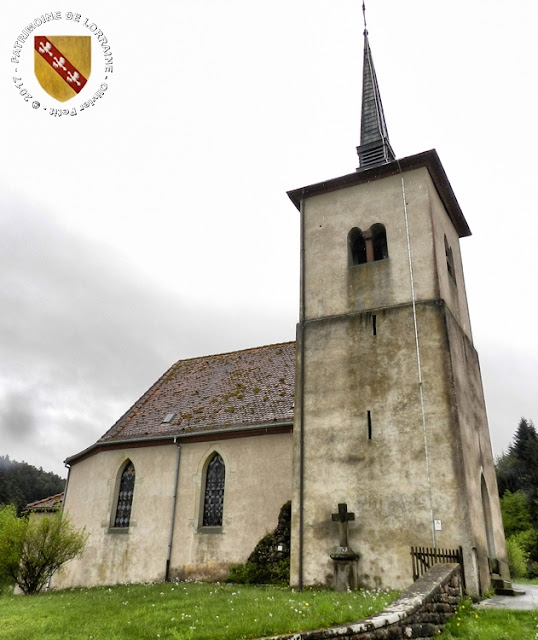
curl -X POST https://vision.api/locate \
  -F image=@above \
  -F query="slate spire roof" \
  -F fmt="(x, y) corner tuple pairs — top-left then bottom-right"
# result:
(356, 13), (395, 169)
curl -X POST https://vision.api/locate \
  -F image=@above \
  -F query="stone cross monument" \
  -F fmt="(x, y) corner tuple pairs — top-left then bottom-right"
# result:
(332, 503), (355, 552)
(330, 503), (359, 591)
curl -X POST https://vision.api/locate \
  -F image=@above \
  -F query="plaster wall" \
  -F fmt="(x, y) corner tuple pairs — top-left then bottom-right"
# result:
(53, 445), (178, 588)
(292, 163), (504, 595)
(303, 168), (440, 321)
(428, 182), (472, 340)
(53, 432), (292, 588)
(444, 310), (508, 590)
(292, 302), (474, 591)
(169, 433), (292, 581)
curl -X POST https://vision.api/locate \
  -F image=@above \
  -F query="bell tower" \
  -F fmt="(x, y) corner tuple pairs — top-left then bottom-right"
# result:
(289, 10), (507, 595)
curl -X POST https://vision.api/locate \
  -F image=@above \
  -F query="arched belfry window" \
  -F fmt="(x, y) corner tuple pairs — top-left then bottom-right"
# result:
(349, 227), (367, 265)
(371, 224), (388, 261)
(114, 461), (135, 528)
(349, 224), (388, 266)
(202, 453), (225, 527)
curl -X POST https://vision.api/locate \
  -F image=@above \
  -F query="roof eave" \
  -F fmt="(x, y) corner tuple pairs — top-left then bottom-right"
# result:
(287, 149), (471, 238)
(65, 420), (293, 467)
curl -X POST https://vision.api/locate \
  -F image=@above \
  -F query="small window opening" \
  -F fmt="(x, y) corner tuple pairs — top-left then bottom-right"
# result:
(444, 235), (456, 282)
(371, 224), (388, 261)
(372, 315), (377, 336)
(367, 411), (372, 440)
(162, 412), (175, 424)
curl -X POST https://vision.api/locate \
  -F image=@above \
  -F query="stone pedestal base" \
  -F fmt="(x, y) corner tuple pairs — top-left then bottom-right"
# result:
(330, 550), (360, 591)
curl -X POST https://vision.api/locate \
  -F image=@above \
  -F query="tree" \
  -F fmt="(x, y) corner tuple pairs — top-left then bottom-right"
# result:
(500, 490), (532, 538)
(0, 505), (87, 594)
(496, 418), (538, 515)
(0, 505), (25, 593)
(496, 418), (538, 577)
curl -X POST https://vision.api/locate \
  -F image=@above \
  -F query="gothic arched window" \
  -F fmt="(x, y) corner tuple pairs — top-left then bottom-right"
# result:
(114, 461), (135, 528)
(202, 453), (225, 527)
(348, 227), (367, 265)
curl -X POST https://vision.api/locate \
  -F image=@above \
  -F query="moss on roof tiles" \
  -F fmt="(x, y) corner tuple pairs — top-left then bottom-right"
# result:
(98, 342), (295, 443)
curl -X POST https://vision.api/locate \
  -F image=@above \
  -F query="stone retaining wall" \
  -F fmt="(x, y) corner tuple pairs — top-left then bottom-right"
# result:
(261, 563), (462, 640)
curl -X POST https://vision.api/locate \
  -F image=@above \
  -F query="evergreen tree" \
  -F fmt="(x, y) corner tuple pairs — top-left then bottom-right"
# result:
(496, 418), (538, 576)
(511, 419), (538, 492)
(497, 419), (538, 503)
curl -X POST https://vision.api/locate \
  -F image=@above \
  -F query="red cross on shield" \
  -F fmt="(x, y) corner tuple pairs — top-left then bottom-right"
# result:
(34, 36), (91, 102)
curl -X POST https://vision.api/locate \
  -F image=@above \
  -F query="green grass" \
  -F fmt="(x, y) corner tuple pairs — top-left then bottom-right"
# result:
(0, 581), (398, 640)
(440, 598), (538, 639)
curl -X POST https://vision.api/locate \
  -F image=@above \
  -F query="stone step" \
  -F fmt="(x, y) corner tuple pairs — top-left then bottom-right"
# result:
(491, 574), (526, 597)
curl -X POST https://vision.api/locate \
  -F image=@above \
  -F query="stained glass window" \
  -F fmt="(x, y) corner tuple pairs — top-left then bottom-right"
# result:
(202, 453), (225, 527)
(114, 461), (135, 528)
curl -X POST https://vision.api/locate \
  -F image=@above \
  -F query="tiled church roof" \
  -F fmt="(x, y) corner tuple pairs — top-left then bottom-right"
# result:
(98, 342), (295, 444)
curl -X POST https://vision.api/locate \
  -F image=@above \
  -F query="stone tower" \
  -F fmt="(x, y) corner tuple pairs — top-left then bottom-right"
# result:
(288, 25), (507, 595)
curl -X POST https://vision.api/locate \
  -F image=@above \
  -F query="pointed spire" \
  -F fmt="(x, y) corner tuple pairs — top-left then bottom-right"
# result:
(356, 3), (395, 169)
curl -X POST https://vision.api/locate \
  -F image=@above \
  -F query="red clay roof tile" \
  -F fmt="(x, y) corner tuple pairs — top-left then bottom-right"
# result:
(98, 342), (295, 443)
(26, 492), (64, 512)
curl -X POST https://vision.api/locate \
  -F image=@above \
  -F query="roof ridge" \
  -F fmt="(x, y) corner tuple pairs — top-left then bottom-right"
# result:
(168, 340), (295, 364)
(26, 492), (64, 508)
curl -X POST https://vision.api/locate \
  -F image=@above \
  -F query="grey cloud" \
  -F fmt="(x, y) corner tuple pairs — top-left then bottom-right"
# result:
(0, 196), (294, 475)
(0, 390), (37, 443)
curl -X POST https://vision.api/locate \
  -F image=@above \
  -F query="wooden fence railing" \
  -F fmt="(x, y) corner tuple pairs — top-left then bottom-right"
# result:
(411, 546), (464, 587)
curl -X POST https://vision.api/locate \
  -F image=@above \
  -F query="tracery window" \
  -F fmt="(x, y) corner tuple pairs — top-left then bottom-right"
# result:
(348, 224), (388, 265)
(114, 461), (135, 528)
(202, 453), (225, 527)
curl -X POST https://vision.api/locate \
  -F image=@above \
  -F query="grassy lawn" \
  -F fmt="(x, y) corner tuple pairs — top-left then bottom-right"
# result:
(440, 598), (538, 640)
(0, 581), (398, 640)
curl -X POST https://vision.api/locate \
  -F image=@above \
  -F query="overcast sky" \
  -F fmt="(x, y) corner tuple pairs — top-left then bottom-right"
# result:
(1, 0), (536, 478)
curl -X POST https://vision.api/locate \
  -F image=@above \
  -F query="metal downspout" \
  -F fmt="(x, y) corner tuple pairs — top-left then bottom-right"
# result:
(61, 463), (71, 516)
(298, 194), (306, 590)
(397, 162), (436, 548)
(165, 439), (182, 581)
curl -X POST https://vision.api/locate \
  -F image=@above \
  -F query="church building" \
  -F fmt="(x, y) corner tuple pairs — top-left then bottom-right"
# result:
(53, 18), (508, 596)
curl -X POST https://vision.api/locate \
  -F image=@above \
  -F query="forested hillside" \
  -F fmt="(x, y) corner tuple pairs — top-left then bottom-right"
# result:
(0, 456), (65, 514)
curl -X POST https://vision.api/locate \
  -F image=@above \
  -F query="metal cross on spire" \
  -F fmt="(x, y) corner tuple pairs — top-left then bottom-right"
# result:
(356, 1), (396, 169)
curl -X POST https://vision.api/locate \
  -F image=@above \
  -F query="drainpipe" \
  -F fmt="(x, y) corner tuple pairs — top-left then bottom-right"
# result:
(298, 194), (306, 590)
(61, 462), (71, 517)
(165, 439), (182, 582)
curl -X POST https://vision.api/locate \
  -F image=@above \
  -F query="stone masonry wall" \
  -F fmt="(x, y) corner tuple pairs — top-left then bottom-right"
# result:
(261, 563), (462, 640)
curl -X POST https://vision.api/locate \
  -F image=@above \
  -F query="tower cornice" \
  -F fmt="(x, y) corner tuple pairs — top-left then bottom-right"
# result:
(287, 149), (471, 238)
